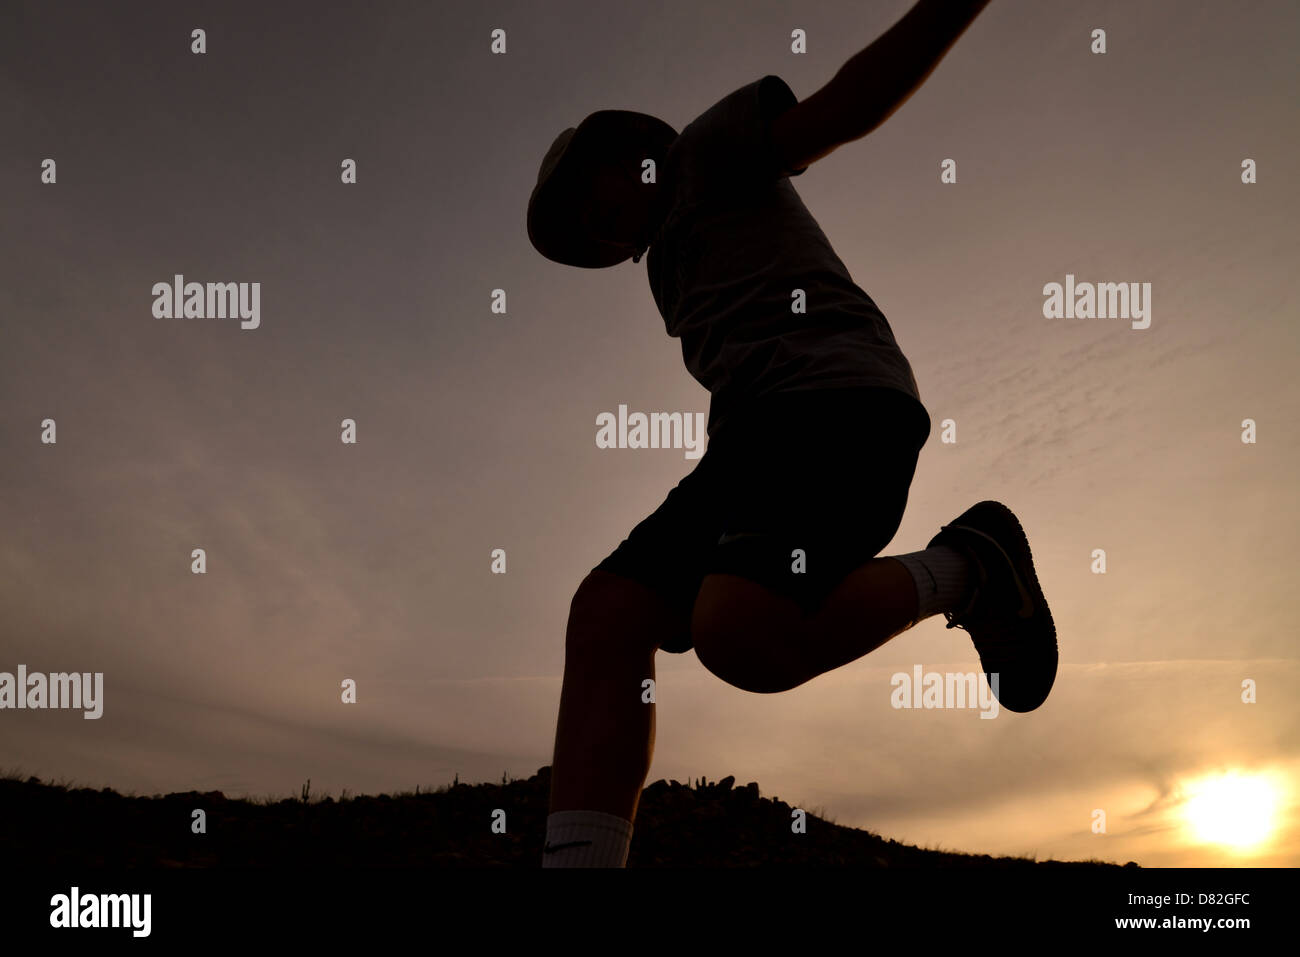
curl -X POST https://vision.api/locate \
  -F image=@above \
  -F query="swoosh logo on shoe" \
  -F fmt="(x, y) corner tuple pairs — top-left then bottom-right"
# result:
(544, 840), (593, 854)
(717, 531), (764, 546)
(948, 524), (1036, 617)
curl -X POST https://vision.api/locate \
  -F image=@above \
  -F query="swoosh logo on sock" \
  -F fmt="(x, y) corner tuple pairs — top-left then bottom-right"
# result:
(543, 839), (593, 854)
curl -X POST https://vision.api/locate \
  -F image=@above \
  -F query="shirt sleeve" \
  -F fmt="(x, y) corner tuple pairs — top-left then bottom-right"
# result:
(757, 74), (808, 179)
(672, 74), (807, 199)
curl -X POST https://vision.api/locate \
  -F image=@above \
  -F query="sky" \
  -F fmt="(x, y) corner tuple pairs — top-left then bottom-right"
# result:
(1, 0), (1297, 867)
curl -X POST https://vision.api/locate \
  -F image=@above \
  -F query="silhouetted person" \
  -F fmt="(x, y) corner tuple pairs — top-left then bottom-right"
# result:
(528, 0), (1055, 867)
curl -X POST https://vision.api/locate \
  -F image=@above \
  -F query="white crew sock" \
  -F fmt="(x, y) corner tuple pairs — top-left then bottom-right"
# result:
(893, 545), (979, 622)
(541, 809), (634, 868)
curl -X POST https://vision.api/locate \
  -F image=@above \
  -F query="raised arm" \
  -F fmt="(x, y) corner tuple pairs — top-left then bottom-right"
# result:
(770, 0), (993, 173)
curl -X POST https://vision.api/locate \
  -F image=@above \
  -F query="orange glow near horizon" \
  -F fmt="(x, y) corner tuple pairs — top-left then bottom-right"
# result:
(1179, 770), (1284, 853)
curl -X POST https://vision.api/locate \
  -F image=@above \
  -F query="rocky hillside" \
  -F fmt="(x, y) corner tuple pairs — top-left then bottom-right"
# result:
(0, 766), (1132, 868)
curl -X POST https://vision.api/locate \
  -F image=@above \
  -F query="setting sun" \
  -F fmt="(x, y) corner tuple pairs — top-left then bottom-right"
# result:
(1181, 771), (1281, 850)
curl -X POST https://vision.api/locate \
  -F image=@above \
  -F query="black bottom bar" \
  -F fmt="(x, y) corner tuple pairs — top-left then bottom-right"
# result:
(4, 866), (1293, 943)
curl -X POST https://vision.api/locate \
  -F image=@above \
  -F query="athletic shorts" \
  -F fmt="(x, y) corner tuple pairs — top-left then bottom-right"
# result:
(592, 386), (927, 654)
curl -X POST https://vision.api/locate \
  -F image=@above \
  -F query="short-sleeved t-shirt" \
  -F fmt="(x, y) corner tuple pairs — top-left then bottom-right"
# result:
(645, 74), (931, 447)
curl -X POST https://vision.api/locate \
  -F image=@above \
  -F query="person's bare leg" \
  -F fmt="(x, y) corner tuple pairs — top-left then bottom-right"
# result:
(793, 557), (922, 678)
(548, 570), (680, 823)
(692, 558), (921, 694)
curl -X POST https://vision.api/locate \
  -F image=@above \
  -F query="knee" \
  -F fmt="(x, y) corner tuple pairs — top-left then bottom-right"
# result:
(690, 575), (801, 694)
(565, 570), (677, 660)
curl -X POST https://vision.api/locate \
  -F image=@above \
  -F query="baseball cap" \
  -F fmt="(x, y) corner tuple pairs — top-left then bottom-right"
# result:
(527, 110), (677, 268)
